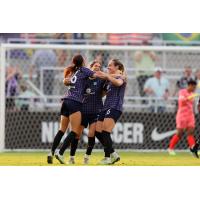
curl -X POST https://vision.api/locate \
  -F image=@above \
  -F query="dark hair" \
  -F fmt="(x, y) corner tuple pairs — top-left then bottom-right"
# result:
(187, 78), (197, 86)
(90, 60), (101, 68)
(67, 54), (84, 73)
(112, 59), (124, 73)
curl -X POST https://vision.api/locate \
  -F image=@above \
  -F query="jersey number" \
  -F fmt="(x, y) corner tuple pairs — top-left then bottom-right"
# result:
(71, 71), (79, 84)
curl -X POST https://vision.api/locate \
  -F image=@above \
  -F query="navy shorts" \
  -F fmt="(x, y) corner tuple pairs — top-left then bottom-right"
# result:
(81, 113), (99, 128)
(60, 99), (82, 117)
(98, 108), (122, 123)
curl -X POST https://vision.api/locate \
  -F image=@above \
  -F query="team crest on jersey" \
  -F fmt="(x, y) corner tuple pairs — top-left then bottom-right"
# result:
(93, 82), (97, 86)
(86, 88), (92, 94)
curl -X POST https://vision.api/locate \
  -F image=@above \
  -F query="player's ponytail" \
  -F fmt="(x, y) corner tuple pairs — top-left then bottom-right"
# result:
(64, 54), (85, 78)
(72, 54), (84, 71)
(66, 54), (84, 74)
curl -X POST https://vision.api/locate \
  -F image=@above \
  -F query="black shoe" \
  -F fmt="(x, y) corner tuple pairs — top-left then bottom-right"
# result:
(47, 154), (53, 164)
(190, 143), (199, 159)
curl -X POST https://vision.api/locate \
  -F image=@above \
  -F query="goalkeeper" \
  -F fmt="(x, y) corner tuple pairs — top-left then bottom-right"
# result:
(168, 79), (199, 158)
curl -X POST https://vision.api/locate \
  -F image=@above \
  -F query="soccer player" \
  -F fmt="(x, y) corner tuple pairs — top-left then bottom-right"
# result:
(168, 79), (199, 158)
(95, 59), (127, 164)
(68, 60), (106, 164)
(47, 54), (103, 164)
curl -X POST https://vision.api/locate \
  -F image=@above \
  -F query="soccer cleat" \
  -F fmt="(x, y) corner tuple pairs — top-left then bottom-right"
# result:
(168, 149), (176, 156)
(68, 156), (75, 164)
(99, 157), (112, 165)
(83, 154), (89, 165)
(111, 152), (120, 164)
(190, 143), (199, 158)
(55, 152), (65, 164)
(47, 152), (53, 164)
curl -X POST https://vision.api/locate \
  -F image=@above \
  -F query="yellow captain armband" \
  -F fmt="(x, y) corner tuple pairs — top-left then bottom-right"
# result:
(187, 93), (200, 100)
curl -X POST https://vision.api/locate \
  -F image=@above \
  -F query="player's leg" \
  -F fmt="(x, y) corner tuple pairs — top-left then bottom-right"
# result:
(95, 112), (106, 146)
(168, 129), (184, 155)
(95, 111), (117, 152)
(47, 100), (70, 164)
(168, 116), (185, 155)
(186, 127), (199, 158)
(100, 117), (120, 164)
(84, 122), (96, 164)
(56, 111), (82, 164)
(47, 115), (69, 164)
(69, 125), (84, 164)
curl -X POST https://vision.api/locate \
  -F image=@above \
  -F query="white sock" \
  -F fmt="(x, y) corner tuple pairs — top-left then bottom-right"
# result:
(84, 154), (89, 159)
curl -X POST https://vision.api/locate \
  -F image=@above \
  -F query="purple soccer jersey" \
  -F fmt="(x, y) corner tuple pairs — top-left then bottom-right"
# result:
(82, 78), (105, 114)
(64, 67), (95, 103)
(103, 77), (126, 112)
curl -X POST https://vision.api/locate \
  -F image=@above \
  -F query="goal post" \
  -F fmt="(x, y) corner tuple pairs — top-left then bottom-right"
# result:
(1, 43), (200, 152)
(0, 45), (6, 151)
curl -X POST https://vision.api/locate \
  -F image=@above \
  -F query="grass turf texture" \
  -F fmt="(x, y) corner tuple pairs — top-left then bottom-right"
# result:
(0, 151), (200, 166)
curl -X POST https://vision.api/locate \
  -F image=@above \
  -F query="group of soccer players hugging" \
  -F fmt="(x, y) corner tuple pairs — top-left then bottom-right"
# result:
(47, 54), (126, 165)
(47, 53), (200, 165)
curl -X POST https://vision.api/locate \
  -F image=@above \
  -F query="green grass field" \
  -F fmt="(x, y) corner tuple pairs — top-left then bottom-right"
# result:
(0, 151), (200, 166)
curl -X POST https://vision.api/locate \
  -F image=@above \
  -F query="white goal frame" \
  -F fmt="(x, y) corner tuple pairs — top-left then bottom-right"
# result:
(1, 43), (200, 151)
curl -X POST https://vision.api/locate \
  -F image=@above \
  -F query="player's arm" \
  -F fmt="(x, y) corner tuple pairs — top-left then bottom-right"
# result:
(107, 75), (124, 87)
(94, 71), (123, 87)
(63, 67), (73, 86)
(63, 77), (71, 86)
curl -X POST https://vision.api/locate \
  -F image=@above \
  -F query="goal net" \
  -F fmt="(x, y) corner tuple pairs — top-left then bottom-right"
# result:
(1, 43), (200, 151)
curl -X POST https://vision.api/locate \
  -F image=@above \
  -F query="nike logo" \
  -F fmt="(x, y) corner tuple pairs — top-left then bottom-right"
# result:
(151, 128), (175, 141)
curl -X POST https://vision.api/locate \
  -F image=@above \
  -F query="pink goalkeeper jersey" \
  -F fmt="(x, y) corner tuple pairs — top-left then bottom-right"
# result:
(177, 89), (195, 118)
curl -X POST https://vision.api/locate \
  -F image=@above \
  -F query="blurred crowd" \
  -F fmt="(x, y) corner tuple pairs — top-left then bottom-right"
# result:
(4, 33), (200, 113)
(6, 48), (200, 113)
(0, 33), (161, 45)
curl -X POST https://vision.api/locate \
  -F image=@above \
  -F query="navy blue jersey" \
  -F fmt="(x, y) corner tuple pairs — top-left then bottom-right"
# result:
(64, 67), (95, 103)
(103, 77), (126, 112)
(82, 78), (105, 114)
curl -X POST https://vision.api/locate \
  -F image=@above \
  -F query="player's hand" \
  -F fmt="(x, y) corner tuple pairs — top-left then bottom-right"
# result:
(63, 78), (71, 86)
(95, 71), (108, 79)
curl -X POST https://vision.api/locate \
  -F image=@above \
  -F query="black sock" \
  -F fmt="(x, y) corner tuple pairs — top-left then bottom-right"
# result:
(70, 138), (79, 156)
(108, 134), (115, 154)
(102, 130), (113, 157)
(86, 137), (95, 155)
(95, 131), (105, 146)
(59, 131), (76, 155)
(51, 130), (64, 155)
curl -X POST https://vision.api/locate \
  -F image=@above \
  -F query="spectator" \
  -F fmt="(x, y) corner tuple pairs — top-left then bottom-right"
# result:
(15, 84), (36, 111)
(92, 51), (109, 70)
(57, 50), (69, 67)
(93, 33), (108, 45)
(29, 49), (57, 96)
(53, 33), (72, 44)
(6, 65), (22, 110)
(195, 69), (200, 89)
(73, 33), (85, 44)
(194, 69), (200, 113)
(176, 66), (193, 90)
(144, 67), (170, 113)
(134, 41), (158, 101)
